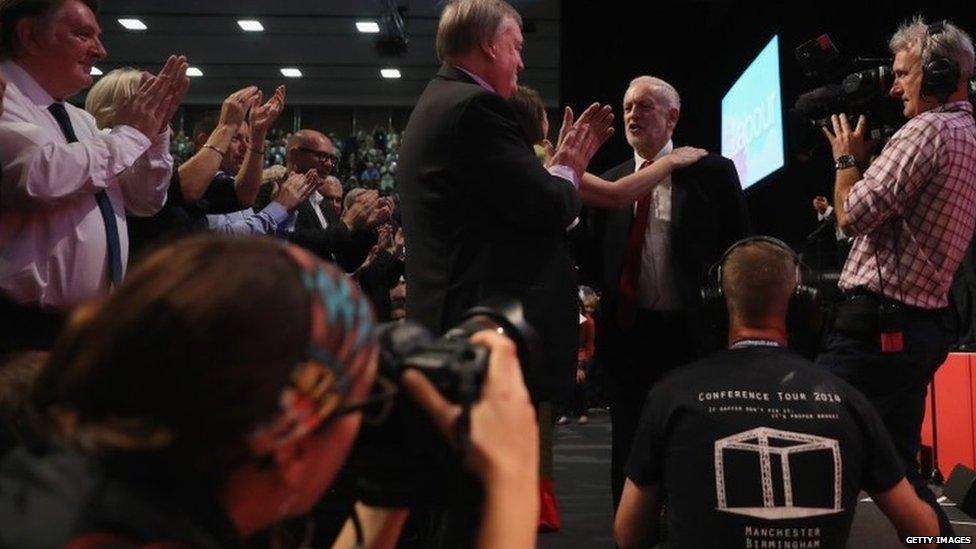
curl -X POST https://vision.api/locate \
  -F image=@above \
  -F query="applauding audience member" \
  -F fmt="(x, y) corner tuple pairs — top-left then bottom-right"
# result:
(125, 85), (290, 260)
(184, 86), (285, 212)
(0, 0), (187, 353)
(271, 129), (392, 270)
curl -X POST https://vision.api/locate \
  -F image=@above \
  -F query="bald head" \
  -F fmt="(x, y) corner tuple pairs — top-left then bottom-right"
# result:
(286, 129), (337, 178)
(721, 240), (797, 327)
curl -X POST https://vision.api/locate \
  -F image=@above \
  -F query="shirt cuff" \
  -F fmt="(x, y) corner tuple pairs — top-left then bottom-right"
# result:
(264, 201), (291, 224)
(150, 126), (172, 149)
(104, 125), (153, 176)
(548, 164), (579, 190)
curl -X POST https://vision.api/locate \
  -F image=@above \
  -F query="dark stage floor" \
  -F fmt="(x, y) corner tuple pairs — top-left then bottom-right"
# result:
(537, 412), (976, 548)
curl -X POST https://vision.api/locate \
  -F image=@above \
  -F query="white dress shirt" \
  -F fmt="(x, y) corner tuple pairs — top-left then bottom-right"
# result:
(0, 60), (172, 308)
(308, 191), (330, 229)
(634, 140), (679, 310)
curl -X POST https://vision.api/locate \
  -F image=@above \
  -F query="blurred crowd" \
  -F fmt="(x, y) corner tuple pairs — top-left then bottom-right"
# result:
(170, 126), (402, 194)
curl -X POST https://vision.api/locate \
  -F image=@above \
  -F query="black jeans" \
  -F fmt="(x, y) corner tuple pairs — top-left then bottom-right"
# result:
(816, 302), (956, 540)
(608, 310), (696, 512)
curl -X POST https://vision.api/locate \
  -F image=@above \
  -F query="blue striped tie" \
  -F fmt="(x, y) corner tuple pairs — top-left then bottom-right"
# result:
(47, 103), (123, 285)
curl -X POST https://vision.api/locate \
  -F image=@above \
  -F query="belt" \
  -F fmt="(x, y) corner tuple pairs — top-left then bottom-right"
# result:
(843, 287), (946, 316)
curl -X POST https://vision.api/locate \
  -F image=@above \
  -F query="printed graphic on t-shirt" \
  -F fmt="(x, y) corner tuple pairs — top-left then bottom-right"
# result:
(715, 427), (843, 519)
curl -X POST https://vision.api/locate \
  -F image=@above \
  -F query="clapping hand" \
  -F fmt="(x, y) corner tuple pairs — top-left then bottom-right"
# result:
(366, 197), (394, 230)
(115, 55), (189, 138)
(250, 85), (286, 137)
(218, 86), (261, 129)
(550, 103), (615, 177)
(273, 169), (317, 211)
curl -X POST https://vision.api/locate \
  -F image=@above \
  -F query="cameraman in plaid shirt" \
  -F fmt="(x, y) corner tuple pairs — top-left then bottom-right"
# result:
(818, 16), (976, 539)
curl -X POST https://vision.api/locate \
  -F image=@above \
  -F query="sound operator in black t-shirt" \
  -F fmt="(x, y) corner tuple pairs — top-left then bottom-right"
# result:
(614, 237), (937, 548)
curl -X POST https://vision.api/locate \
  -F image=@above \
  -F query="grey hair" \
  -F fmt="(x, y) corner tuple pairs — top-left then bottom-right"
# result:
(435, 0), (521, 62)
(627, 76), (681, 111)
(344, 187), (368, 211)
(322, 175), (342, 191)
(890, 15), (975, 80)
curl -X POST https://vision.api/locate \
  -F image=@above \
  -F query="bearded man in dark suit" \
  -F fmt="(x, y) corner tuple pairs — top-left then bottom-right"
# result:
(583, 75), (751, 509)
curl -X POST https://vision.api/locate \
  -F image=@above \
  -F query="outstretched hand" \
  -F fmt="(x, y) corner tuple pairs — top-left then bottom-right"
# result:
(663, 146), (707, 170)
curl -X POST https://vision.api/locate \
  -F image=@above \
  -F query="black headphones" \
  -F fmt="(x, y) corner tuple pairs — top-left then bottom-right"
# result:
(700, 236), (822, 353)
(921, 20), (960, 103)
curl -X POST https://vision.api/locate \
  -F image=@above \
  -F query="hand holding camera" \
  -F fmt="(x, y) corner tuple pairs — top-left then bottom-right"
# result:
(402, 330), (538, 487)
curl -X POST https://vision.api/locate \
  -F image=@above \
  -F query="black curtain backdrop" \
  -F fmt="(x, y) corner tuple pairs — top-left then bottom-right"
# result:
(560, 0), (974, 248)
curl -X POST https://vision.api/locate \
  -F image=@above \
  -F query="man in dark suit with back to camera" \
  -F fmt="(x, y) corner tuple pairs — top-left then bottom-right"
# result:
(398, 0), (611, 405)
(583, 75), (751, 509)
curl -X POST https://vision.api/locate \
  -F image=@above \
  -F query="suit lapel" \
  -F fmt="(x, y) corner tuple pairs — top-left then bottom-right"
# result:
(670, 167), (689, 231)
(298, 201), (325, 230)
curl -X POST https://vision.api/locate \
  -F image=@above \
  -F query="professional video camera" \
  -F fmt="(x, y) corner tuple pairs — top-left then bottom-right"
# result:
(344, 299), (541, 509)
(789, 34), (904, 155)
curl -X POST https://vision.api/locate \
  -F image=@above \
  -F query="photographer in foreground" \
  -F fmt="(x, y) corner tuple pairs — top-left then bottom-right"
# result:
(817, 16), (976, 538)
(0, 235), (538, 548)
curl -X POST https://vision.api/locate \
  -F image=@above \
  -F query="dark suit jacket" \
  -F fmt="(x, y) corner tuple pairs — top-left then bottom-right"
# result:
(255, 184), (373, 272)
(398, 65), (582, 401)
(582, 153), (751, 371)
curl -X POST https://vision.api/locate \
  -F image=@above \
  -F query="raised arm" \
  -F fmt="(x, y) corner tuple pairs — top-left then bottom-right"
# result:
(0, 55), (182, 212)
(177, 86), (258, 202)
(579, 147), (707, 208)
(234, 85), (286, 208)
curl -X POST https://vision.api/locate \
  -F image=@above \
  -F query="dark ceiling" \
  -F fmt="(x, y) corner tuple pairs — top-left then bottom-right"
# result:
(93, 0), (561, 106)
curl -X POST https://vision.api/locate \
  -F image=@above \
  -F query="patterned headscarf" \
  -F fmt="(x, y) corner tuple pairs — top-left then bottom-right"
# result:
(249, 244), (377, 456)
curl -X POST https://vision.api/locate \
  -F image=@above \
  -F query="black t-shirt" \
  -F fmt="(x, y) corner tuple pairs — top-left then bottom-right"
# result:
(626, 346), (904, 548)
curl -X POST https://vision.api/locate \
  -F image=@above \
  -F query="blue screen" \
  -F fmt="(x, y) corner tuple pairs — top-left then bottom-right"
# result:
(721, 34), (785, 190)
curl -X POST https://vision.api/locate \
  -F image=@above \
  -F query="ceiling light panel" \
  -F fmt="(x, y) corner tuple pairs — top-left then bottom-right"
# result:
(356, 21), (380, 33)
(118, 18), (147, 30)
(238, 20), (264, 32)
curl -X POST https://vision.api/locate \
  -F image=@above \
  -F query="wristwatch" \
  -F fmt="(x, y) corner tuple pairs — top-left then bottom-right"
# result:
(834, 154), (857, 171)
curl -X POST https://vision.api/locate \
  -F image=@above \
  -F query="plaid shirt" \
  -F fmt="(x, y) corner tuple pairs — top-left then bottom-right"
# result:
(840, 101), (976, 309)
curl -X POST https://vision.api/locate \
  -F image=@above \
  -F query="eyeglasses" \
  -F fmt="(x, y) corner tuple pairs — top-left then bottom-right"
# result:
(296, 146), (338, 164)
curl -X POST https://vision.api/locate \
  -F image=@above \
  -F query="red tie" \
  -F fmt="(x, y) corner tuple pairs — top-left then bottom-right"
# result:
(617, 160), (653, 328)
